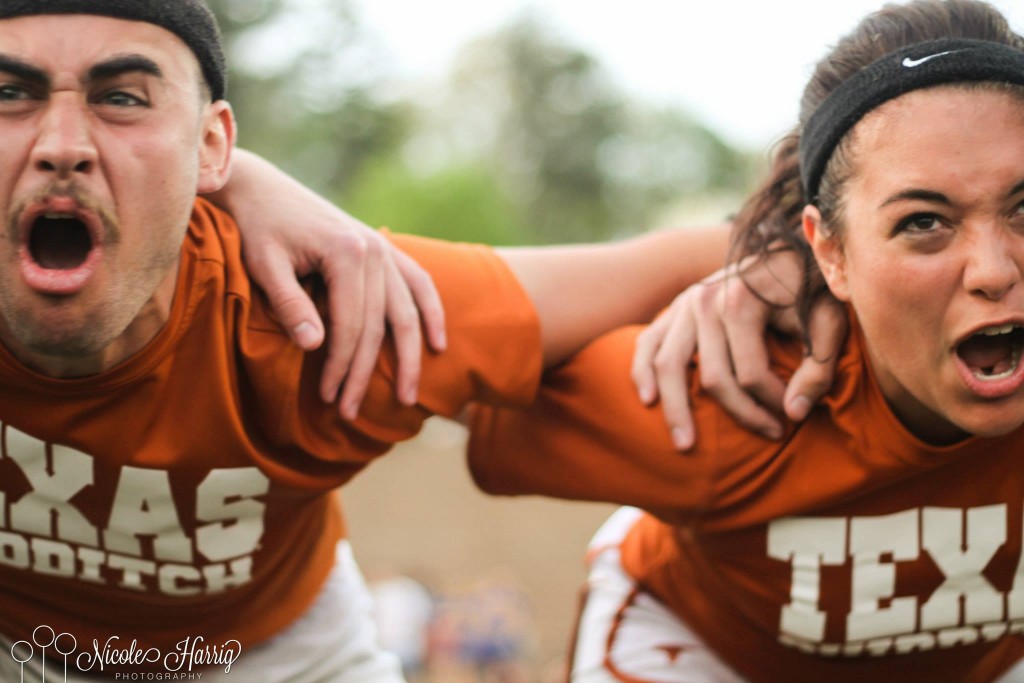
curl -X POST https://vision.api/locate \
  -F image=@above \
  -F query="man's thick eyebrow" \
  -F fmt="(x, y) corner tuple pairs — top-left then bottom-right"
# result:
(1008, 180), (1024, 200)
(0, 54), (48, 87)
(88, 55), (163, 82)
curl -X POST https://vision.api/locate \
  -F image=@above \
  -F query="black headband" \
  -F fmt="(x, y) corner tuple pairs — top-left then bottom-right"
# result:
(0, 0), (225, 101)
(799, 38), (1024, 201)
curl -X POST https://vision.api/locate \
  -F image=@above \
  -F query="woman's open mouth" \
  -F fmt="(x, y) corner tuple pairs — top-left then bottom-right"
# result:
(954, 324), (1024, 397)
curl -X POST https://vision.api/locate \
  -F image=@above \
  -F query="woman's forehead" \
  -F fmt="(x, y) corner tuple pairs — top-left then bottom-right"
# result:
(845, 86), (1024, 201)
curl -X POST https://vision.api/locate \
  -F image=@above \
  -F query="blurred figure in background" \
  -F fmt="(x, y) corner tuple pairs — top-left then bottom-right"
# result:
(369, 565), (437, 681)
(460, 569), (535, 683)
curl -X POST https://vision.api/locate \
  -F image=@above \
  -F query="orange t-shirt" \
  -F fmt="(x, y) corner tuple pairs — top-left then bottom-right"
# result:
(0, 199), (541, 671)
(470, 324), (1024, 683)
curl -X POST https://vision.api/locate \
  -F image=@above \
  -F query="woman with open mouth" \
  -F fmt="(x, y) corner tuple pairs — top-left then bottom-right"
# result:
(468, 1), (1024, 681)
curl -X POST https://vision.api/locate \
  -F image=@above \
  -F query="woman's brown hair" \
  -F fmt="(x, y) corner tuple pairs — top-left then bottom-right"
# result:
(731, 0), (1024, 334)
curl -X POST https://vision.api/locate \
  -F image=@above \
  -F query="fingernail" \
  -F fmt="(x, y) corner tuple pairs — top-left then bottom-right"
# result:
(322, 383), (338, 404)
(762, 425), (784, 440)
(671, 427), (692, 450)
(293, 321), (319, 349)
(437, 329), (448, 351)
(342, 402), (358, 421)
(638, 385), (654, 404)
(788, 395), (812, 421)
(403, 384), (418, 406)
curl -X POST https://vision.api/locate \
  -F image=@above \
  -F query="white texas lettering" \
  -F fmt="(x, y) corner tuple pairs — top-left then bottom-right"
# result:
(769, 504), (1016, 657)
(847, 509), (919, 641)
(105, 467), (193, 563)
(5, 425), (98, 546)
(919, 505), (1005, 630)
(0, 530), (28, 568)
(767, 516), (846, 642)
(1008, 517), (1024, 619)
(195, 469), (269, 562)
(0, 424), (271, 595)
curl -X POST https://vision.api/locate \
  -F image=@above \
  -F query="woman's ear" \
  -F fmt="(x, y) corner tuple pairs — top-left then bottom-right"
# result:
(196, 100), (236, 194)
(803, 205), (850, 301)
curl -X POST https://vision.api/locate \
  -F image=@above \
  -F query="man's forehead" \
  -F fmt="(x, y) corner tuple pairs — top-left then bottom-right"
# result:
(0, 14), (201, 80)
(0, 2), (225, 101)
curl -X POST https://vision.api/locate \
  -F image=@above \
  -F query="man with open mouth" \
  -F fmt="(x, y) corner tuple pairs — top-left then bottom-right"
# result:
(0, 2), (750, 681)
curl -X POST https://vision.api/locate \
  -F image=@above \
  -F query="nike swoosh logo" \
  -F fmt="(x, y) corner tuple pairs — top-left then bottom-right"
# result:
(902, 50), (959, 68)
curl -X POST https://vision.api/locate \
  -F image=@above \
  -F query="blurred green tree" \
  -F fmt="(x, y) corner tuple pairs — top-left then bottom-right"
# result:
(206, 1), (752, 245)
(430, 14), (626, 243)
(207, 0), (409, 194)
(412, 13), (753, 243)
(343, 157), (522, 246)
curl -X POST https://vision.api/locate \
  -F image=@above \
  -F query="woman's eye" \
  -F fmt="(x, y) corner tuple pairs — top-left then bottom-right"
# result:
(898, 214), (942, 233)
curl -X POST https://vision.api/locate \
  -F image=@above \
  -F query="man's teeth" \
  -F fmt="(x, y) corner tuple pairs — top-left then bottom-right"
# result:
(42, 212), (75, 219)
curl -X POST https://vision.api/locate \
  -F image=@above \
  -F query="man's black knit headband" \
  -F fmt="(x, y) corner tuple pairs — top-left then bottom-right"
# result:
(0, 0), (225, 101)
(799, 38), (1024, 201)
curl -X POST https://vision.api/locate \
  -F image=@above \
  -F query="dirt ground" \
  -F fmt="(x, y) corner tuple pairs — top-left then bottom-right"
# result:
(342, 417), (617, 677)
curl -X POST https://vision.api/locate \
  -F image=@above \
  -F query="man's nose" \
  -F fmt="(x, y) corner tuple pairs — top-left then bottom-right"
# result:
(29, 93), (97, 178)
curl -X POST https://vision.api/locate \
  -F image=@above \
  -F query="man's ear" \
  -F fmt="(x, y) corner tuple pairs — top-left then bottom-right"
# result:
(803, 205), (850, 301)
(196, 100), (236, 194)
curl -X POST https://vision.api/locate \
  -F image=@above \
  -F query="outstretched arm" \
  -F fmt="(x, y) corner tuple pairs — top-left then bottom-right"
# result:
(208, 153), (845, 443)
(204, 150), (447, 420)
(498, 223), (731, 367)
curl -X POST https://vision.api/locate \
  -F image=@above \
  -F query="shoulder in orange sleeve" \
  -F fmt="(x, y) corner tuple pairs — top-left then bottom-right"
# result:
(241, 231), (544, 477)
(471, 325), (755, 517)
(468, 324), (875, 523)
(384, 232), (543, 413)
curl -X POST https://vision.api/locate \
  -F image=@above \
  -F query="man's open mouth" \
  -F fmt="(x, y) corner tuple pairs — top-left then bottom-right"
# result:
(17, 201), (104, 296)
(955, 324), (1024, 382)
(28, 212), (94, 270)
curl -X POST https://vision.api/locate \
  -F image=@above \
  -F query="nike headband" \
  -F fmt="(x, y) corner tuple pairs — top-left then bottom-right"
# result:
(0, 0), (225, 101)
(799, 38), (1024, 201)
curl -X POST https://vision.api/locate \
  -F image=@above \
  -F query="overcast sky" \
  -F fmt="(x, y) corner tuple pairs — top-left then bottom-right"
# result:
(351, 0), (1024, 151)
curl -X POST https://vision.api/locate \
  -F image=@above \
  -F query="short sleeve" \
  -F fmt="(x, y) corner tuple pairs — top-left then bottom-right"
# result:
(468, 326), (719, 515)
(383, 233), (543, 416)
(241, 232), (544, 486)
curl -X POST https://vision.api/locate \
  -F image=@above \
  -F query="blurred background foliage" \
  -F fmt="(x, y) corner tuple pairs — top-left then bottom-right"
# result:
(209, 0), (757, 245)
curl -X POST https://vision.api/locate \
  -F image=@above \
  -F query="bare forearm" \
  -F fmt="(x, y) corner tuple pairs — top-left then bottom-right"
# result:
(204, 149), (342, 222)
(498, 223), (731, 366)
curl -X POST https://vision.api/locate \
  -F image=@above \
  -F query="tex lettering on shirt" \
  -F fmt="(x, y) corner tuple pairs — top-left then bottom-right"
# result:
(769, 504), (1024, 657)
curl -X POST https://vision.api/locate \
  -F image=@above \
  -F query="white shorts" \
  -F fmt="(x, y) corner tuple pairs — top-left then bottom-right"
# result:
(570, 507), (748, 683)
(572, 508), (1024, 683)
(0, 540), (405, 683)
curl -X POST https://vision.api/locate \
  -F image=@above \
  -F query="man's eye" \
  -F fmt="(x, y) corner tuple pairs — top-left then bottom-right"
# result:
(100, 91), (146, 107)
(0, 84), (31, 101)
